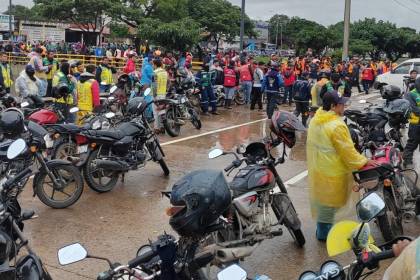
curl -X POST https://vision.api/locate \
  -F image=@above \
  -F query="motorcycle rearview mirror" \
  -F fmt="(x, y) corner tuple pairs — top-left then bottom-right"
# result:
(217, 264), (247, 280)
(69, 107), (79, 114)
(105, 112), (115, 119)
(21, 101), (30, 108)
(356, 192), (385, 222)
(110, 85), (118, 94)
(58, 243), (88, 265)
(7, 138), (27, 160)
(236, 144), (246, 154)
(144, 88), (152, 97)
(209, 149), (224, 159)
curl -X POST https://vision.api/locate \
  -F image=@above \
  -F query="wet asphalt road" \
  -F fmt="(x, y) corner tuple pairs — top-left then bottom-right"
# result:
(18, 90), (420, 280)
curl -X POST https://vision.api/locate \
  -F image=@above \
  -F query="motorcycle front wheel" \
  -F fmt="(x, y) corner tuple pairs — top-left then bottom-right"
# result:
(35, 164), (83, 209)
(83, 149), (119, 193)
(234, 89), (245, 105)
(377, 190), (403, 241)
(164, 107), (181, 137)
(189, 108), (202, 130)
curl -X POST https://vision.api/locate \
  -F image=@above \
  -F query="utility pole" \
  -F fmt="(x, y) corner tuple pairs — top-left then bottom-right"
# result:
(9, 0), (12, 40)
(280, 22), (283, 50)
(239, 0), (245, 51)
(275, 21), (279, 49)
(342, 0), (351, 61)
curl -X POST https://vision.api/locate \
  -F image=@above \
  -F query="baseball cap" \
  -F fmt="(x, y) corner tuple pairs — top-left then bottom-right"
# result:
(322, 90), (350, 106)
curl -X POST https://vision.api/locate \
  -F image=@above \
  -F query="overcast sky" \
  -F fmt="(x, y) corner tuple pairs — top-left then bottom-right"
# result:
(4, 0), (420, 31)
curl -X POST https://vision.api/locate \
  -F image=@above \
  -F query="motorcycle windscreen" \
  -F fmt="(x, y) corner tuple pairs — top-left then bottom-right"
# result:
(326, 220), (374, 257)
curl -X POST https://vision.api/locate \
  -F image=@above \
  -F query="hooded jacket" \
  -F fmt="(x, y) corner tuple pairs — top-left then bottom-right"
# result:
(307, 109), (367, 223)
(77, 72), (100, 111)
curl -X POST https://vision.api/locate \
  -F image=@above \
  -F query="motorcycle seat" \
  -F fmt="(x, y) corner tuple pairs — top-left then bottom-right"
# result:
(86, 122), (141, 140)
(47, 123), (83, 134)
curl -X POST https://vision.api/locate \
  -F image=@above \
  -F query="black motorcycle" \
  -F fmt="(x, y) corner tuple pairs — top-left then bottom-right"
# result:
(81, 90), (169, 193)
(0, 121), (84, 209)
(0, 140), (53, 280)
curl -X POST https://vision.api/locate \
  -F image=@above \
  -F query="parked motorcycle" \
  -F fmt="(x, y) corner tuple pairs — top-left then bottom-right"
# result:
(156, 92), (202, 137)
(208, 141), (305, 256)
(81, 89), (169, 193)
(0, 140), (52, 279)
(352, 140), (419, 241)
(0, 121), (84, 209)
(299, 192), (412, 280)
(214, 85), (246, 107)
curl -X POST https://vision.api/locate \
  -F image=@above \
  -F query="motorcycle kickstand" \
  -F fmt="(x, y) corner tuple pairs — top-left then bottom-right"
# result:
(121, 173), (125, 183)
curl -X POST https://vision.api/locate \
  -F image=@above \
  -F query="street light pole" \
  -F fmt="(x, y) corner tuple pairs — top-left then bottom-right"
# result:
(342, 0), (351, 61)
(275, 20), (279, 49)
(280, 22), (283, 50)
(239, 0), (245, 51)
(9, 0), (12, 40)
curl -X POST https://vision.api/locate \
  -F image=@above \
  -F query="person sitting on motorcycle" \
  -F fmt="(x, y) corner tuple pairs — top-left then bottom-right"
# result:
(76, 64), (101, 124)
(307, 90), (376, 241)
(152, 59), (170, 134)
(402, 77), (420, 168)
(310, 71), (330, 113)
(15, 64), (43, 101)
(320, 72), (351, 98)
(404, 69), (418, 93)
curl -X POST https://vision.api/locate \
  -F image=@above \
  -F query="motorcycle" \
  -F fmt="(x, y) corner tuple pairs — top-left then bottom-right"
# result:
(213, 85), (246, 107)
(299, 192), (412, 280)
(81, 89), (170, 193)
(207, 140), (305, 261)
(0, 140), (52, 279)
(352, 140), (419, 241)
(0, 122), (84, 209)
(156, 92), (202, 137)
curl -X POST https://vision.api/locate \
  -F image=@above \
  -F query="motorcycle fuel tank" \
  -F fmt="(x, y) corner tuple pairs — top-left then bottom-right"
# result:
(28, 109), (59, 125)
(229, 165), (275, 195)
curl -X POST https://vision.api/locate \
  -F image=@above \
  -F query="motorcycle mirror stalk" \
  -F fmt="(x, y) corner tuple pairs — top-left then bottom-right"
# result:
(58, 243), (113, 267)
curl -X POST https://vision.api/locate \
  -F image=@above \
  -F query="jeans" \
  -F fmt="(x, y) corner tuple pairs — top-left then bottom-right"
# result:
(283, 85), (293, 104)
(362, 80), (372, 94)
(100, 84), (110, 93)
(266, 91), (280, 119)
(251, 87), (262, 110)
(241, 81), (253, 104)
(38, 79), (48, 97)
(294, 100), (310, 127)
(201, 86), (217, 113)
(402, 124), (420, 164)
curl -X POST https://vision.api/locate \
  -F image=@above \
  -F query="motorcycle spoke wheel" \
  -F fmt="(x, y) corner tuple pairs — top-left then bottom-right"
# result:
(164, 108), (181, 137)
(83, 149), (119, 193)
(35, 165), (83, 209)
(377, 191), (404, 241)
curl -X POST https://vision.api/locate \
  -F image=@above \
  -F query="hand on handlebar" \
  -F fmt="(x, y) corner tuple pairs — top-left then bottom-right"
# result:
(366, 159), (380, 167)
(392, 239), (411, 257)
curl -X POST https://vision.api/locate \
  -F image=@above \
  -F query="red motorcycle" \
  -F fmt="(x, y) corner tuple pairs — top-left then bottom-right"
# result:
(352, 142), (419, 241)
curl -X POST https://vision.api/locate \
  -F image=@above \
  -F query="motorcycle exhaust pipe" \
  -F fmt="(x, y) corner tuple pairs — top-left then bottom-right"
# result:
(95, 160), (129, 171)
(67, 156), (81, 164)
(215, 244), (258, 264)
(402, 211), (416, 223)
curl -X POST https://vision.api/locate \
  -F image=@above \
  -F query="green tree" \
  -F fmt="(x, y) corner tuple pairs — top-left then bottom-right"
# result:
(3, 4), (45, 21)
(268, 14), (290, 46)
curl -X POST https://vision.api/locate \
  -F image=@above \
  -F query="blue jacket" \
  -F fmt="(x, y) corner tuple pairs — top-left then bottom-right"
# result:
(262, 70), (284, 93)
(141, 58), (154, 86)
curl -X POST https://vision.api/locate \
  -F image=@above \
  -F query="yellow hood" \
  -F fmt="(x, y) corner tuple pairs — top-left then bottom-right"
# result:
(311, 108), (340, 125)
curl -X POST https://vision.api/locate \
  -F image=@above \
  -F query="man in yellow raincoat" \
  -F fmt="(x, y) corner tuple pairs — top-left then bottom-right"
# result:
(307, 90), (373, 241)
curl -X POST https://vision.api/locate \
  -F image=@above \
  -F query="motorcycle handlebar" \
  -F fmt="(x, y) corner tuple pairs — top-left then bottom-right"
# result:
(127, 249), (158, 269)
(224, 163), (235, 172)
(3, 168), (32, 191)
(371, 250), (395, 262)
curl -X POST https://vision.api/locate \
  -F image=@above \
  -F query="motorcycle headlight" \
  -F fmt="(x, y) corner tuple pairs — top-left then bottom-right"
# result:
(298, 271), (317, 280)
(320, 260), (342, 276)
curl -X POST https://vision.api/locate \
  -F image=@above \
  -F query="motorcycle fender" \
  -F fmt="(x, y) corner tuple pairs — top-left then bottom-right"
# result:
(32, 159), (73, 196)
(16, 254), (51, 280)
(149, 139), (164, 161)
(272, 193), (301, 231)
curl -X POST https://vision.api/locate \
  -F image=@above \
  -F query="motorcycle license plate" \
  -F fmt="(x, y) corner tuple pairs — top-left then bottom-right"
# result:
(77, 145), (88, 154)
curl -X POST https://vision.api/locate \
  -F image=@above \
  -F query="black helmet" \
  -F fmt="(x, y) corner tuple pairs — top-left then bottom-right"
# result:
(349, 127), (362, 152)
(381, 85), (401, 100)
(0, 108), (25, 138)
(415, 77), (420, 93)
(54, 83), (70, 99)
(127, 97), (148, 115)
(270, 111), (306, 148)
(319, 71), (330, 79)
(169, 170), (231, 237)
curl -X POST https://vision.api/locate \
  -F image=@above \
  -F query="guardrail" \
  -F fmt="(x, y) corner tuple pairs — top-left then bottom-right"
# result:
(3, 52), (203, 72)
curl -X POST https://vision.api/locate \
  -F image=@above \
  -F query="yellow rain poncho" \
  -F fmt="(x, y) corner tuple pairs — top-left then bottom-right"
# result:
(307, 109), (368, 223)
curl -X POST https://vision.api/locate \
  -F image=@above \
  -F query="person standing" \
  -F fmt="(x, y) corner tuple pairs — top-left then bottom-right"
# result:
(293, 72), (311, 127)
(0, 53), (13, 93)
(76, 64), (100, 123)
(123, 52), (136, 75)
(15, 65), (42, 100)
(402, 77), (420, 168)
(95, 57), (115, 93)
(307, 91), (372, 241)
(310, 71), (330, 112)
(352, 61), (362, 93)
(223, 60), (239, 110)
(282, 63), (296, 105)
(152, 59), (170, 133)
(43, 51), (59, 97)
(250, 61), (264, 111)
(262, 63), (284, 119)
(320, 73), (351, 98)
(53, 62), (77, 123)
(239, 58), (253, 105)
(361, 63), (375, 95)
(28, 47), (51, 97)
(196, 63), (218, 115)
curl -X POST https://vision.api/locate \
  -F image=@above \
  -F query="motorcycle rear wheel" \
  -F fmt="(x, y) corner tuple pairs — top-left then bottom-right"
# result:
(35, 164), (83, 209)
(377, 191), (403, 241)
(83, 149), (119, 193)
(234, 90), (245, 105)
(164, 107), (181, 137)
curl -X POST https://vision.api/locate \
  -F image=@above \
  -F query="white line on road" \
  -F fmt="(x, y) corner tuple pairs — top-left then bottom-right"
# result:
(273, 169), (309, 193)
(161, 118), (267, 146)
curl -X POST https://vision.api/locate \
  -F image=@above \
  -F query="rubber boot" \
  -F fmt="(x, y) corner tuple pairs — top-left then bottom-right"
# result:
(316, 222), (333, 242)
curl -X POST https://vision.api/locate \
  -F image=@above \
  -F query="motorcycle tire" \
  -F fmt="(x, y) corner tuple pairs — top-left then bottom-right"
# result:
(164, 107), (181, 137)
(189, 109), (202, 130)
(234, 90), (245, 105)
(52, 140), (77, 160)
(35, 164), (83, 209)
(83, 149), (119, 193)
(158, 159), (170, 176)
(377, 191), (403, 241)
(217, 97), (225, 107)
(190, 95), (202, 113)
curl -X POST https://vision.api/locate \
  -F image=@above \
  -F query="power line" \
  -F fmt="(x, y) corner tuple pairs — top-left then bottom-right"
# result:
(392, 0), (420, 15)
(408, 0), (420, 5)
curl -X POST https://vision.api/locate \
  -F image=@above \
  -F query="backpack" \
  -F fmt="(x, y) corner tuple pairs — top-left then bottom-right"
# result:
(293, 80), (310, 101)
(265, 71), (280, 92)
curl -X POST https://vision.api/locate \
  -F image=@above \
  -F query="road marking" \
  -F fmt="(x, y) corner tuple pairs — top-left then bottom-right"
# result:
(161, 118), (267, 146)
(273, 169), (308, 193)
